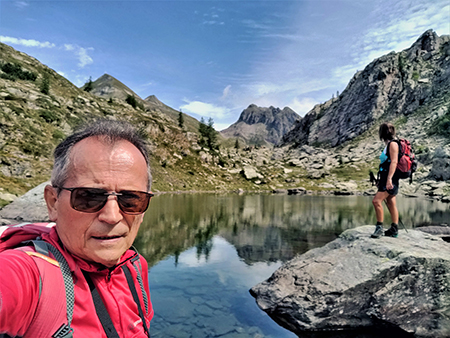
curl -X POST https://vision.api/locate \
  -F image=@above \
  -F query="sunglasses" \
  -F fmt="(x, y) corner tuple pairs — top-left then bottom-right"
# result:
(58, 187), (153, 215)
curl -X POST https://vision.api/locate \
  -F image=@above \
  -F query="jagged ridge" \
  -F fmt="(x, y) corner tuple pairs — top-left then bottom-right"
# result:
(282, 29), (450, 148)
(221, 104), (300, 145)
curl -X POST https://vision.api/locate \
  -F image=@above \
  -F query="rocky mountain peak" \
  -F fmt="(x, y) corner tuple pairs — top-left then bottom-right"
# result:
(144, 95), (164, 106)
(97, 73), (114, 82)
(221, 104), (300, 145)
(282, 29), (450, 148)
(238, 104), (297, 125)
(88, 73), (140, 101)
(413, 29), (440, 53)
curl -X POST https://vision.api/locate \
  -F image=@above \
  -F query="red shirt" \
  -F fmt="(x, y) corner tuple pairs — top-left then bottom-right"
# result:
(0, 227), (153, 337)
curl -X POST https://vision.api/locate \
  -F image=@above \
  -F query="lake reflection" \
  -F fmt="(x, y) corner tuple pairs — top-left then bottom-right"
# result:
(135, 194), (449, 338)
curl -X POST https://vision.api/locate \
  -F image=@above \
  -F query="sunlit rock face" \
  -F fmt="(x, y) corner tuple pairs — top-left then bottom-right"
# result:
(250, 226), (450, 338)
(221, 104), (300, 146)
(282, 30), (450, 148)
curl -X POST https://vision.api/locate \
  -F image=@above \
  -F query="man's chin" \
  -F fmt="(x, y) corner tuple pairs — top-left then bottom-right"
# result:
(89, 247), (124, 268)
(94, 254), (121, 268)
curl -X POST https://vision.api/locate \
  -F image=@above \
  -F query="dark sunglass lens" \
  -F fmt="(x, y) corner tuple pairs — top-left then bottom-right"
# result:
(118, 191), (151, 214)
(71, 188), (108, 213)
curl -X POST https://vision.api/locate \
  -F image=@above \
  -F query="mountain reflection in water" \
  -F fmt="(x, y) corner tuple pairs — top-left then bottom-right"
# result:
(135, 194), (448, 338)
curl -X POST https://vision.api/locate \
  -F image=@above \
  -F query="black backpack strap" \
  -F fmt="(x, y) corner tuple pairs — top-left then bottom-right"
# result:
(122, 264), (150, 337)
(32, 240), (74, 338)
(82, 270), (121, 338)
(82, 261), (150, 338)
(131, 256), (148, 313)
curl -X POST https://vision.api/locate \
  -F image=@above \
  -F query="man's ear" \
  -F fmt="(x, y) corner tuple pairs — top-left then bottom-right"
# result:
(44, 185), (58, 221)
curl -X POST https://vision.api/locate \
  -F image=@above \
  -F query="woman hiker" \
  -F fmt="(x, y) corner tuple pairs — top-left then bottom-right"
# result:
(371, 122), (400, 238)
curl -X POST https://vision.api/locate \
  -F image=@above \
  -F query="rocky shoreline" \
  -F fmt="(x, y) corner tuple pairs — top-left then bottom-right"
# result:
(250, 226), (450, 338)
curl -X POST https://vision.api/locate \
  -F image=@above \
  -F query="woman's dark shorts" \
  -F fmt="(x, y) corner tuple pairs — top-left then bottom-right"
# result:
(377, 171), (399, 196)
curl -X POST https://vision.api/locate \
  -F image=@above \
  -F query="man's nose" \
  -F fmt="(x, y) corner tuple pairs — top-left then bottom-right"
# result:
(97, 196), (123, 224)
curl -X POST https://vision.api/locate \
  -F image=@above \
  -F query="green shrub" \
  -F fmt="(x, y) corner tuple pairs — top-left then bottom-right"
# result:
(414, 144), (429, 154)
(126, 95), (138, 109)
(178, 111), (184, 129)
(83, 77), (94, 92)
(52, 129), (65, 140)
(40, 74), (50, 95)
(429, 115), (450, 137)
(0, 62), (37, 81)
(39, 110), (59, 123)
(21, 142), (43, 157)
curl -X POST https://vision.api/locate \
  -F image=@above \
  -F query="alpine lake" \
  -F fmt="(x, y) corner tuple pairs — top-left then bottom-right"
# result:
(134, 193), (450, 338)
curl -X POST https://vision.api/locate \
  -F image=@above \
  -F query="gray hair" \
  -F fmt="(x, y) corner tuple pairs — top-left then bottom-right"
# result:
(51, 119), (152, 191)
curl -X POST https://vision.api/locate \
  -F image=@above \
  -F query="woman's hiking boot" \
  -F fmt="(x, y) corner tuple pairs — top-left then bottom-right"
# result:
(385, 223), (398, 237)
(371, 223), (384, 238)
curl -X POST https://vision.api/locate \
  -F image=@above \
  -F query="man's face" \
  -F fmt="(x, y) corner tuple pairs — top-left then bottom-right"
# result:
(45, 137), (149, 267)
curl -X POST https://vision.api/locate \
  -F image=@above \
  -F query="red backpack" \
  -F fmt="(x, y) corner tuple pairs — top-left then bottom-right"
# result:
(388, 138), (418, 184)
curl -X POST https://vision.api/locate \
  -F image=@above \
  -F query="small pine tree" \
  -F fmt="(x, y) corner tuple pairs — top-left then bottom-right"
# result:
(198, 117), (208, 148)
(206, 118), (219, 153)
(178, 111), (184, 129)
(198, 117), (219, 153)
(40, 73), (50, 95)
(84, 76), (93, 92)
(234, 138), (240, 150)
(126, 95), (138, 109)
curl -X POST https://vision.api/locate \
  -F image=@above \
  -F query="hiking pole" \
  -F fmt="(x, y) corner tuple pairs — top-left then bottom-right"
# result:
(383, 199), (408, 233)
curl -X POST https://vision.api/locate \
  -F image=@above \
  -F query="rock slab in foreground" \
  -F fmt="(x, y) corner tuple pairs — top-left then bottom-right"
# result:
(0, 181), (49, 223)
(250, 226), (450, 338)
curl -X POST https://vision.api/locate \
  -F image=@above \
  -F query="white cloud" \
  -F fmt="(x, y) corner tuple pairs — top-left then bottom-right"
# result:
(288, 97), (318, 116)
(0, 36), (55, 48)
(242, 78), (330, 100)
(354, 1), (450, 68)
(180, 100), (230, 119)
(214, 122), (232, 131)
(177, 236), (236, 267)
(332, 64), (363, 88)
(200, 7), (225, 25)
(242, 19), (271, 30)
(65, 44), (94, 68)
(64, 44), (75, 51)
(77, 47), (94, 68)
(221, 85), (231, 100)
(13, 1), (29, 9)
(330, 1), (450, 93)
(1, 36), (93, 68)
(261, 33), (311, 42)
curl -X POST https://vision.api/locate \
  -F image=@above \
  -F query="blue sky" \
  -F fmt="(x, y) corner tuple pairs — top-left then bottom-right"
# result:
(1, 0), (449, 130)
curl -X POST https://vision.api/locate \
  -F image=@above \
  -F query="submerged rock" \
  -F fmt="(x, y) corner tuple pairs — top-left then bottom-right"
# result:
(250, 226), (450, 338)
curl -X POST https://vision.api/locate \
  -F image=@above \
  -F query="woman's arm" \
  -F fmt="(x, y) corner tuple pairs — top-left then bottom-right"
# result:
(387, 141), (399, 189)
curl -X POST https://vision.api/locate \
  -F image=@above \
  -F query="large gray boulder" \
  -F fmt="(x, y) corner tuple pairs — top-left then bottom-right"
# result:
(250, 226), (450, 338)
(0, 181), (49, 223)
(430, 147), (450, 181)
